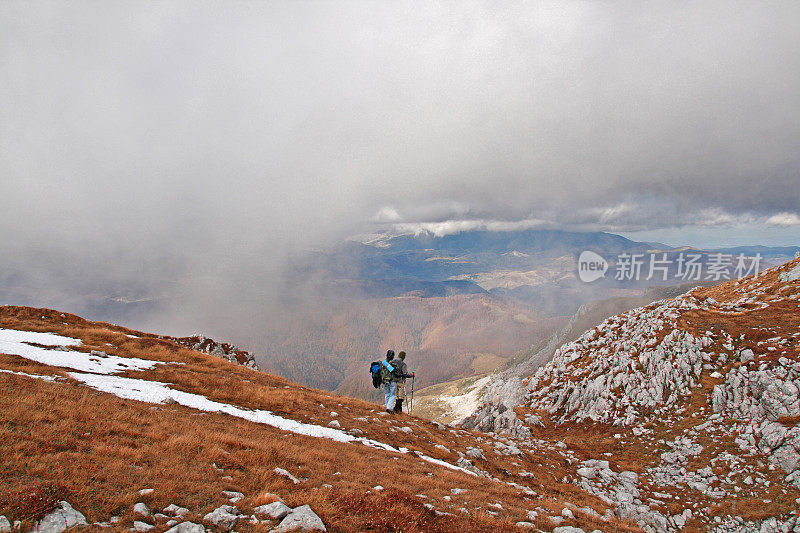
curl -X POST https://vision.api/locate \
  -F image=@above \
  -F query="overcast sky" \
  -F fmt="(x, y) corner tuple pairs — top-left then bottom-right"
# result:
(1, 1), (799, 330)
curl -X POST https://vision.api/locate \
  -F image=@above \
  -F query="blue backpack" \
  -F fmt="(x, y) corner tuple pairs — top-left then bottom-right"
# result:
(369, 360), (394, 388)
(369, 362), (382, 388)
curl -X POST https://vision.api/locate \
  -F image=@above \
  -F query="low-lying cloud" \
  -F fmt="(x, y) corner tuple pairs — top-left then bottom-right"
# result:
(1, 1), (799, 336)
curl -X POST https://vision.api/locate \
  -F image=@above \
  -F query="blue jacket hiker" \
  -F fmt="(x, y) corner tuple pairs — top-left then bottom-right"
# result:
(380, 350), (397, 413)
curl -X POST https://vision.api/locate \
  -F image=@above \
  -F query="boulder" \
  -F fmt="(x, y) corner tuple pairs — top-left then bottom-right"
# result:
(133, 503), (150, 517)
(202, 505), (240, 531)
(221, 491), (243, 503)
(0, 516), (10, 533)
(30, 501), (88, 533)
(164, 522), (205, 533)
(273, 505), (326, 532)
(163, 505), (190, 518)
(253, 502), (291, 520)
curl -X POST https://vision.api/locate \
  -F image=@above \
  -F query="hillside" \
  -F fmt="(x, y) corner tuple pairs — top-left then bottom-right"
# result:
(248, 293), (565, 401)
(465, 256), (800, 531)
(1, 229), (783, 408)
(2, 258), (799, 531)
(414, 283), (701, 424)
(0, 305), (642, 533)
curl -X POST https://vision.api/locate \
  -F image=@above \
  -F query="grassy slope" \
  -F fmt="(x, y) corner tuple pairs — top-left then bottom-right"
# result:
(0, 306), (637, 533)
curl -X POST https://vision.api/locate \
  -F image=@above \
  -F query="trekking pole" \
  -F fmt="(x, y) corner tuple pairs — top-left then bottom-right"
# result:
(409, 375), (415, 415)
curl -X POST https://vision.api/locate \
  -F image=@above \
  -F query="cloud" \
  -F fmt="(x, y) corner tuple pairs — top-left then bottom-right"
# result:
(765, 213), (800, 226)
(372, 206), (403, 223)
(1, 1), (799, 338)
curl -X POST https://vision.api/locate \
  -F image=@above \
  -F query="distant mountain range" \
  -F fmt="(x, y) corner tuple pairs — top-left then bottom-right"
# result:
(293, 228), (798, 317)
(1, 227), (797, 402)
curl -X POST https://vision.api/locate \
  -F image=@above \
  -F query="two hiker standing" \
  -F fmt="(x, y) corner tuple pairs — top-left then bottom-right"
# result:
(375, 349), (414, 414)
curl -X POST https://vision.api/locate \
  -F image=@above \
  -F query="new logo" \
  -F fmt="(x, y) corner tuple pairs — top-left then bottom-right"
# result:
(578, 251), (608, 283)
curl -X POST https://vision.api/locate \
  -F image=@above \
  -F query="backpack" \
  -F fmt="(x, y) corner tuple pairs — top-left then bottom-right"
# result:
(379, 360), (395, 384)
(369, 362), (382, 389)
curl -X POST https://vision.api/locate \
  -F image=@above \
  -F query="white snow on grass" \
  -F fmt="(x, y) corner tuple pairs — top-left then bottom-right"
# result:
(68, 371), (477, 476)
(0, 368), (59, 381)
(0, 328), (477, 478)
(0, 328), (164, 375)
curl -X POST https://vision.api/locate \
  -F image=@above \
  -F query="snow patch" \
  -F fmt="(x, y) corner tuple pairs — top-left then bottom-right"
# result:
(0, 328), (164, 375)
(0, 368), (59, 381)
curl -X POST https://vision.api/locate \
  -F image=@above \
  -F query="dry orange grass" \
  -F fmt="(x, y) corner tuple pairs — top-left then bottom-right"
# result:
(0, 305), (643, 532)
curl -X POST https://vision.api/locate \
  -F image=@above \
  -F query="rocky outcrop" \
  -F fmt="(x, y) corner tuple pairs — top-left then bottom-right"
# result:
(464, 257), (800, 533)
(526, 298), (708, 425)
(462, 286), (692, 434)
(169, 335), (258, 369)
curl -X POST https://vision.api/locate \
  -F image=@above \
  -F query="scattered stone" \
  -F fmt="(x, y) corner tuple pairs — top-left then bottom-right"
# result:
(30, 501), (88, 533)
(222, 491), (244, 503)
(164, 523), (205, 533)
(273, 505), (326, 532)
(450, 488), (467, 495)
(274, 467), (301, 484)
(0, 516), (10, 533)
(465, 447), (485, 460)
(202, 505), (240, 531)
(133, 503), (150, 516)
(399, 427), (413, 434)
(253, 502), (291, 520)
(372, 485), (383, 491)
(553, 527), (586, 533)
(138, 489), (154, 497)
(132, 522), (154, 532)
(163, 505), (190, 518)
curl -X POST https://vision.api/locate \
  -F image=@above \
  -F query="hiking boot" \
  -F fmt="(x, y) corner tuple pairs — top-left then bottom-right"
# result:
(385, 409), (394, 414)
(393, 399), (404, 413)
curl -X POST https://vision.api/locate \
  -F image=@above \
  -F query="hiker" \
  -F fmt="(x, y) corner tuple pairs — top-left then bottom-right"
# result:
(392, 351), (414, 413)
(380, 350), (397, 414)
